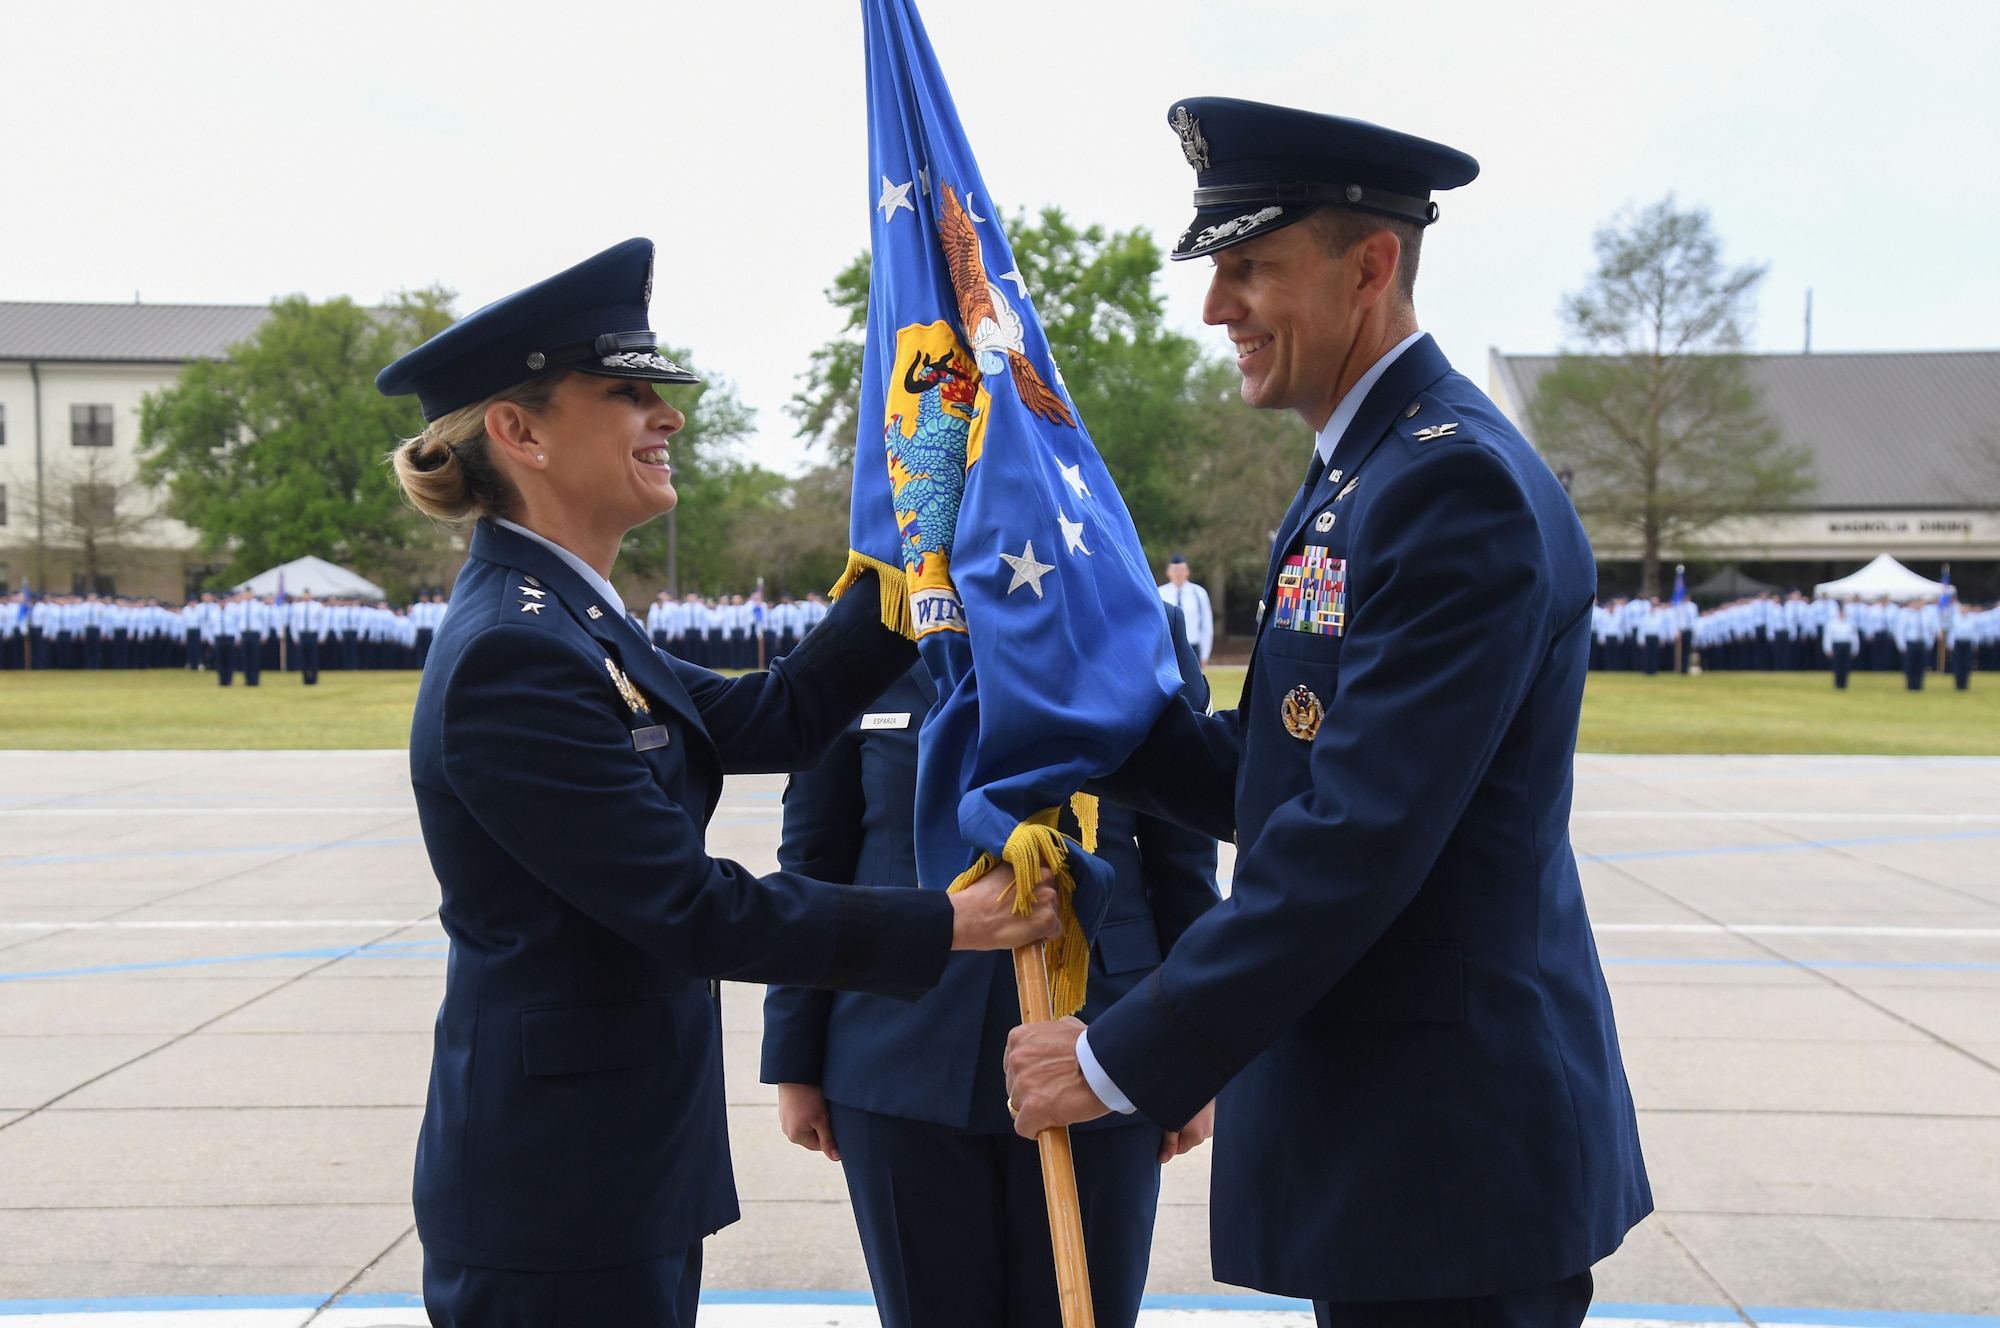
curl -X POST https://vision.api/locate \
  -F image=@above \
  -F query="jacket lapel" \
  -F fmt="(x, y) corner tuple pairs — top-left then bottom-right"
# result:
(467, 522), (710, 745)
(1260, 335), (1455, 608)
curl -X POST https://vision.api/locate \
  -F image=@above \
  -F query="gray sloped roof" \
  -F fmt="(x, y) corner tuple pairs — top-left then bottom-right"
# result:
(1491, 350), (2000, 511)
(0, 302), (273, 363)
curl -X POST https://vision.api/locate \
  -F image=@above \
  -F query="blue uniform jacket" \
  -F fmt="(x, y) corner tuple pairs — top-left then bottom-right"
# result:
(1087, 337), (1651, 1301)
(761, 609), (1219, 1133)
(409, 521), (955, 1271)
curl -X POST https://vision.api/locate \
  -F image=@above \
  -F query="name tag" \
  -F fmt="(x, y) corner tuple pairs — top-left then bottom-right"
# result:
(861, 712), (912, 730)
(1272, 546), (1348, 637)
(631, 725), (670, 752)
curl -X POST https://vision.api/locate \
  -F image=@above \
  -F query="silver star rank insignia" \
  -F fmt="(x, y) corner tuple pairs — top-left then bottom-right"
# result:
(519, 600), (545, 614)
(517, 585), (546, 599)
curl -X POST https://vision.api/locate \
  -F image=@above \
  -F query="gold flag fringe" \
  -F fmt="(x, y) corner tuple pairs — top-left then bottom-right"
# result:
(829, 550), (914, 640)
(1068, 793), (1100, 855)
(948, 808), (1090, 1018)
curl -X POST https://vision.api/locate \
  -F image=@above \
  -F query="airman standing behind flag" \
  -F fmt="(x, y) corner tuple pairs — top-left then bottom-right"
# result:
(842, 3), (1187, 1319)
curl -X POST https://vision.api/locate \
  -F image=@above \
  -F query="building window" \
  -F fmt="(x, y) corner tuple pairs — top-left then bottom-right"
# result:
(0, 482), (7, 526)
(71, 403), (115, 447)
(1, 402), (8, 446)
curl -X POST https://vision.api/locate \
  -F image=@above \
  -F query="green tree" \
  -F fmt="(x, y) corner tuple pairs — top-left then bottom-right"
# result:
(1176, 360), (1316, 631)
(788, 253), (871, 467)
(139, 286), (458, 591)
(1528, 197), (1812, 596)
(788, 209), (1205, 551)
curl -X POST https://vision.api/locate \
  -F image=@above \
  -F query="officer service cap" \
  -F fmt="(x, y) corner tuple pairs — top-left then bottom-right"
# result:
(376, 237), (699, 422)
(1165, 97), (1479, 260)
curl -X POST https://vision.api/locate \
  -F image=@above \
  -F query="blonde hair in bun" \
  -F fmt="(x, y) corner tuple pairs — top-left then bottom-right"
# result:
(389, 373), (566, 525)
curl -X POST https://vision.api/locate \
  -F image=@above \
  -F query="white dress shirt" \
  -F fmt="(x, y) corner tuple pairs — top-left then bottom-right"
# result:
(1311, 329), (1427, 467)
(1156, 579), (1215, 662)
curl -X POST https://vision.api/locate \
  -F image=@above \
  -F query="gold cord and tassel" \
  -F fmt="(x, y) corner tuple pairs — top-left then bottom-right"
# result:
(948, 806), (1094, 1017)
(829, 550), (915, 640)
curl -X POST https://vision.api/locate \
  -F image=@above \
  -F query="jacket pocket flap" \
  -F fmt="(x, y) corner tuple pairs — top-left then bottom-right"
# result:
(1095, 916), (1164, 976)
(520, 995), (679, 1077)
(1307, 942), (1464, 1024)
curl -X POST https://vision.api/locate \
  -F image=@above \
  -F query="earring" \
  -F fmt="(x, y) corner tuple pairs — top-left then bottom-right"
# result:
(536, 454), (546, 462)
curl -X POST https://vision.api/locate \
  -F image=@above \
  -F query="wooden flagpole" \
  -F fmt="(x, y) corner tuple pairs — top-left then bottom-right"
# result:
(1014, 939), (1095, 1328)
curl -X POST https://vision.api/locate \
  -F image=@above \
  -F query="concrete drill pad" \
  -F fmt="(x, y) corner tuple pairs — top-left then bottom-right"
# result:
(0, 1204), (414, 1301)
(0, 751), (1996, 1320)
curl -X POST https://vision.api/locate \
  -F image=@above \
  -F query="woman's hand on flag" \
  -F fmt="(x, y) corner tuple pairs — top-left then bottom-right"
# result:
(949, 862), (1061, 951)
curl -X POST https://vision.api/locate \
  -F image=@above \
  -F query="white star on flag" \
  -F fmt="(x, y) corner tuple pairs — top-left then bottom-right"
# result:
(1059, 461), (1090, 499)
(1058, 510), (1091, 555)
(878, 176), (915, 221)
(999, 268), (1028, 298)
(999, 541), (1056, 598)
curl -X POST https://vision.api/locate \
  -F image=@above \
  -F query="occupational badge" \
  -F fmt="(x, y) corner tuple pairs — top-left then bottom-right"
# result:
(1171, 105), (1210, 170)
(1281, 684), (1324, 742)
(605, 657), (651, 715)
(1314, 510), (1336, 532)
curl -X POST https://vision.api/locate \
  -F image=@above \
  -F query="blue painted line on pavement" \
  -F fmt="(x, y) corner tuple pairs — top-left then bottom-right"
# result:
(0, 1293), (1991, 1322)
(1, 837), (422, 869)
(1582, 829), (2000, 864)
(1141, 1292), (1312, 1310)
(0, 1294), (325, 1313)
(1602, 958), (2000, 972)
(0, 939), (447, 982)
(1749, 1309), (2000, 1328)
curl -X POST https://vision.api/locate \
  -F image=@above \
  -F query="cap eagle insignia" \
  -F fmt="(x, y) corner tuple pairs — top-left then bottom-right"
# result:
(936, 184), (1075, 429)
(1171, 105), (1210, 170)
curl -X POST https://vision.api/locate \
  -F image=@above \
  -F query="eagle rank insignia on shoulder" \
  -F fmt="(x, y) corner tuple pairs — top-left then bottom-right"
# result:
(1281, 684), (1324, 741)
(605, 658), (651, 716)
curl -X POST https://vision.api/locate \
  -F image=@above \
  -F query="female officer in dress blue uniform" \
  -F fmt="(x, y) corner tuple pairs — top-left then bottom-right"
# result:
(761, 606), (1220, 1328)
(380, 238), (1057, 1328)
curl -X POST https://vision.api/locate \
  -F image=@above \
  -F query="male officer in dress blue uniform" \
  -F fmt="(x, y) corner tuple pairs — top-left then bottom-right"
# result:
(1006, 99), (1650, 1328)
(762, 605), (1219, 1328)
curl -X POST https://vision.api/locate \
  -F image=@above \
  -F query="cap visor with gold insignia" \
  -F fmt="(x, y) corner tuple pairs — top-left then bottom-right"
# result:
(1165, 97), (1479, 261)
(376, 237), (700, 422)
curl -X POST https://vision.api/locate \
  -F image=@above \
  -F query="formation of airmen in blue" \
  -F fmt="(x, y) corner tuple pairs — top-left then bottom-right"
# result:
(1591, 591), (1997, 689)
(644, 590), (830, 668)
(0, 590), (450, 677)
(1, 585), (833, 678)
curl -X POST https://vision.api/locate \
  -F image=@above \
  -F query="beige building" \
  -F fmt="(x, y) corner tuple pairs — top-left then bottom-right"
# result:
(1489, 349), (2000, 601)
(0, 301), (271, 597)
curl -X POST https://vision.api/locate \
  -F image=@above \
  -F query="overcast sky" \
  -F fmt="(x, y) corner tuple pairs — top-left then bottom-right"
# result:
(3, 0), (1994, 472)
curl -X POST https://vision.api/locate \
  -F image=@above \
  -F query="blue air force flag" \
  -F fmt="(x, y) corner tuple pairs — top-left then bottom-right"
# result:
(834, 0), (1182, 1010)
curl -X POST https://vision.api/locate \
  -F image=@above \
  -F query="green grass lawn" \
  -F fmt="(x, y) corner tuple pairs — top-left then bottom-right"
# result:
(0, 670), (424, 750)
(3, 666), (1995, 755)
(1203, 664), (1998, 755)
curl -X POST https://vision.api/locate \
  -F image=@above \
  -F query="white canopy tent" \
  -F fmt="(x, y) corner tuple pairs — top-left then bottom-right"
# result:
(234, 555), (385, 601)
(1813, 553), (1944, 602)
